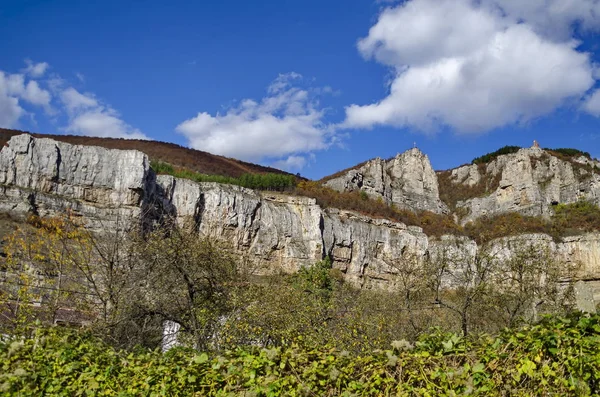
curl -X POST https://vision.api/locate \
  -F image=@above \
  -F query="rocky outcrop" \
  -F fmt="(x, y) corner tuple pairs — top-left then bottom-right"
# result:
(324, 148), (449, 214)
(0, 134), (152, 231)
(447, 147), (600, 223)
(0, 134), (599, 294)
(154, 175), (431, 288)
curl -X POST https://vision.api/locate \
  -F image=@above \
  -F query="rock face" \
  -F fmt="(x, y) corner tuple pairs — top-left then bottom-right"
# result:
(154, 175), (430, 288)
(324, 148), (449, 214)
(0, 134), (599, 294)
(447, 147), (600, 223)
(0, 134), (152, 231)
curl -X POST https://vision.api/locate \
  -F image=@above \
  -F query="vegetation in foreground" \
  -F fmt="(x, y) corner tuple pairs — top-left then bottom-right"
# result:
(0, 212), (596, 395)
(1, 313), (600, 396)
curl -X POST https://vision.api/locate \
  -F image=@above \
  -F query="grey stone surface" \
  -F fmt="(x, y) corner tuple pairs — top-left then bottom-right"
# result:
(448, 147), (600, 223)
(574, 281), (597, 314)
(324, 148), (449, 214)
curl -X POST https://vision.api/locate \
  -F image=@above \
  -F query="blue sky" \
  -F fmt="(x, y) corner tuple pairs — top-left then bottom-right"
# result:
(1, 0), (600, 179)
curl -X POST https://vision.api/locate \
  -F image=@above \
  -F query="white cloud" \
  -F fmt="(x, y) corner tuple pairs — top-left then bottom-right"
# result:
(345, 0), (599, 133)
(1, 59), (146, 140)
(358, 0), (503, 68)
(583, 89), (600, 116)
(0, 68), (54, 127)
(21, 81), (52, 109)
(176, 73), (332, 165)
(23, 59), (49, 78)
(481, 0), (600, 40)
(0, 73), (25, 128)
(272, 155), (307, 171)
(60, 87), (98, 113)
(65, 110), (147, 140)
(59, 87), (147, 140)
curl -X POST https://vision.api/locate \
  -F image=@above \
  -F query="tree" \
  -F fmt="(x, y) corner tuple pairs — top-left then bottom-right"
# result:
(0, 212), (241, 350)
(488, 240), (576, 329)
(387, 251), (435, 338)
(425, 239), (498, 337)
(424, 237), (577, 337)
(131, 222), (239, 350)
(0, 212), (143, 340)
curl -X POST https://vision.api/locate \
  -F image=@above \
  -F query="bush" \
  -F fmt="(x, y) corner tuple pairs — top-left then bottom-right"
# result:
(471, 145), (521, 165)
(463, 201), (600, 243)
(552, 200), (600, 236)
(2, 313), (600, 396)
(293, 181), (463, 237)
(150, 160), (297, 191)
(546, 148), (591, 159)
(464, 212), (549, 244)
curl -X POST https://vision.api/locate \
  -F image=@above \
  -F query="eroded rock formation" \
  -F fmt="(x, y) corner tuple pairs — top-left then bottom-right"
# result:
(447, 147), (600, 223)
(0, 134), (152, 231)
(0, 134), (598, 294)
(324, 148), (449, 214)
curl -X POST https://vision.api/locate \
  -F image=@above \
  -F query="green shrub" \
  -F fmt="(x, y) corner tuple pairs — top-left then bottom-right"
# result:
(150, 160), (297, 191)
(471, 145), (521, 165)
(464, 212), (549, 244)
(2, 313), (600, 396)
(552, 200), (600, 236)
(546, 148), (591, 159)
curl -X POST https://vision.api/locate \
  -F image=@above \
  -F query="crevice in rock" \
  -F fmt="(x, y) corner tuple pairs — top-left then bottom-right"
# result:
(249, 200), (261, 226)
(319, 213), (326, 259)
(193, 193), (205, 232)
(52, 144), (61, 184)
(27, 192), (39, 217)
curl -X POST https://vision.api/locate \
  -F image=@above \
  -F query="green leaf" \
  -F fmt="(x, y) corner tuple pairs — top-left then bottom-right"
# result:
(194, 353), (209, 364)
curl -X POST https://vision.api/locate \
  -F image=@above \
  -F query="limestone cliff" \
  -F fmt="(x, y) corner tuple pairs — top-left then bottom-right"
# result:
(0, 134), (599, 294)
(323, 148), (449, 214)
(446, 147), (600, 223)
(0, 134), (152, 231)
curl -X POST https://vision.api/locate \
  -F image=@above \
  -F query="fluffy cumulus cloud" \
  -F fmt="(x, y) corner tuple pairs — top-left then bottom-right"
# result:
(59, 87), (147, 140)
(176, 73), (331, 166)
(344, 0), (600, 133)
(0, 69), (53, 127)
(0, 60), (146, 139)
(23, 59), (49, 78)
(582, 89), (600, 116)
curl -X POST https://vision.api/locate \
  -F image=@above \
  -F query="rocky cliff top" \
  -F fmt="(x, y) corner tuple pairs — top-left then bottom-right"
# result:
(322, 144), (599, 223)
(0, 134), (150, 207)
(441, 146), (600, 223)
(323, 148), (449, 214)
(0, 128), (295, 179)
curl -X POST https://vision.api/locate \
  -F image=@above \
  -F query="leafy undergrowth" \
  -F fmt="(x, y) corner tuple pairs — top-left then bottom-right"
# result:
(2, 313), (600, 396)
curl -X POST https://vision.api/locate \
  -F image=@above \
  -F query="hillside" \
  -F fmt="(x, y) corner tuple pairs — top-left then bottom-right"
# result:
(0, 128), (294, 179)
